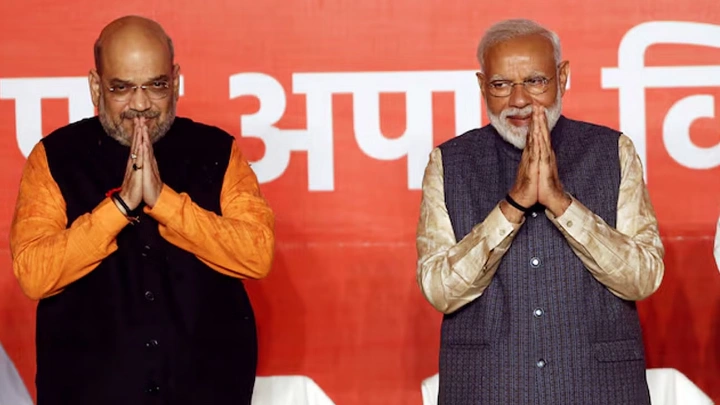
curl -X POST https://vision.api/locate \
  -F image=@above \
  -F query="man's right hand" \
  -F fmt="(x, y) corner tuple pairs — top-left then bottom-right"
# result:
(501, 111), (540, 223)
(117, 118), (145, 214)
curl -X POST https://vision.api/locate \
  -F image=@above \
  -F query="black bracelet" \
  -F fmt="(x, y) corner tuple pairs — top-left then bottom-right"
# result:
(111, 192), (140, 222)
(505, 194), (529, 213)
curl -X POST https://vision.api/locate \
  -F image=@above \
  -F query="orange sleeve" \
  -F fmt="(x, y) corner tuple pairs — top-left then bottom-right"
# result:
(145, 140), (275, 280)
(9, 142), (131, 300)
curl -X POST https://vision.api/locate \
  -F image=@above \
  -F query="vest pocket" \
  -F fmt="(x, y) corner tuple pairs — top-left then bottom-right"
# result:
(439, 343), (490, 401)
(592, 339), (644, 362)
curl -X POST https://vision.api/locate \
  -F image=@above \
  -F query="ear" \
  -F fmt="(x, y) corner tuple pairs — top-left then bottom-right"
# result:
(557, 61), (570, 96)
(88, 69), (101, 107)
(476, 71), (487, 100)
(173, 64), (181, 98)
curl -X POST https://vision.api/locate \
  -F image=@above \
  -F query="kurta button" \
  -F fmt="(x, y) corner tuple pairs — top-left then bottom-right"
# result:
(536, 359), (546, 368)
(145, 339), (159, 348)
(144, 245), (151, 250)
(531, 212), (538, 218)
(533, 308), (544, 317)
(145, 385), (160, 394)
(530, 257), (541, 268)
(144, 291), (155, 301)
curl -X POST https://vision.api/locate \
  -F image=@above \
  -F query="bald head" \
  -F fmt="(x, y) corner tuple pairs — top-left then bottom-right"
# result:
(89, 15), (180, 146)
(94, 16), (174, 75)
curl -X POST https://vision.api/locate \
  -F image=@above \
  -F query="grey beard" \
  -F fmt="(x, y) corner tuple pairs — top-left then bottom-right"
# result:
(487, 93), (563, 149)
(98, 97), (176, 145)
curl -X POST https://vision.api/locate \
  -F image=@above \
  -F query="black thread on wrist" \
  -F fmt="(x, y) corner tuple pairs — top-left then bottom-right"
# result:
(505, 194), (529, 213)
(111, 192), (140, 221)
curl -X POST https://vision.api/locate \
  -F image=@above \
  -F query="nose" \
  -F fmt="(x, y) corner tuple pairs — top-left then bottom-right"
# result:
(127, 87), (151, 112)
(507, 84), (531, 110)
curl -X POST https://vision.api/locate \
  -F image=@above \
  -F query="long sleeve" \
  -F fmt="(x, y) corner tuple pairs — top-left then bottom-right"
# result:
(9, 142), (131, 300)
(144, 140), (275, 280)
(416, 148), (523, 314)
(547, 134), (665, 301)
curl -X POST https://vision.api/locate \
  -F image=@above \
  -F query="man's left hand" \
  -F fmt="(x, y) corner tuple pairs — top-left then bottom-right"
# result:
(140, 123), (163, 208)
(534, 104), (571, 216)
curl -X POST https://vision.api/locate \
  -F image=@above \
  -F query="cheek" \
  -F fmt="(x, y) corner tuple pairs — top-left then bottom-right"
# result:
(486, 97), (507, 116)
(100, 100), (125, 120)
(156, 97), (174, 113)
(534, 89), (559, 107)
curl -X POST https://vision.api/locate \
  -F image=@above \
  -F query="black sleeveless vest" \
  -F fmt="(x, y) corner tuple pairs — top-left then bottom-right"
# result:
(37, 117), (257, 405)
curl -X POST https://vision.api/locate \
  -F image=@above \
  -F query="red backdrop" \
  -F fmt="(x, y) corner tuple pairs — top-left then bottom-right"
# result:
(1, 1), (719, 403)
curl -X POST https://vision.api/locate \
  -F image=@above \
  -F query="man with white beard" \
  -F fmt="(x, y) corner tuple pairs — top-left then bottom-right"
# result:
(416, 19), (665, 404)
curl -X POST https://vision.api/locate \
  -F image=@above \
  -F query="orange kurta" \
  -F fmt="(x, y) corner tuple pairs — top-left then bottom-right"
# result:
(10, 140), (275, 300)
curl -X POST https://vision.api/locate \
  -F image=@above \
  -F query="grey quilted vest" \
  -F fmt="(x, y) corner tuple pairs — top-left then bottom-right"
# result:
(437, 116), (650, 405)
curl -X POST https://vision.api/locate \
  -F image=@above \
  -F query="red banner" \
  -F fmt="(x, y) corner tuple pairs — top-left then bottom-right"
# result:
(1, 1), (719, 403)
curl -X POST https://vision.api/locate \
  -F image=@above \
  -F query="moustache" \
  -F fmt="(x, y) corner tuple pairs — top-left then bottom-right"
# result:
(122, 110), (160, 120)
(500, 105), (533, 119)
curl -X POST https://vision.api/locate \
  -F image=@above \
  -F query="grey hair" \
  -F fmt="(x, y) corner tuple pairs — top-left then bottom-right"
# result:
(476, 19), (562, 72)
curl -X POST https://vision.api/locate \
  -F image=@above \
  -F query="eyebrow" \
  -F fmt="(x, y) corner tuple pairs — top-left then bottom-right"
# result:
(147, 75), (171, 82)
(526, 71), (550, 78)
(107, 75), (171, 86)
(489, 72), (550, 82)
(108, 78), (132, 86)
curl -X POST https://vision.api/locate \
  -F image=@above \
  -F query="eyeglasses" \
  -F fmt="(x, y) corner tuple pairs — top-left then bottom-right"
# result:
(486, 75), (556, 97)
(104, 80), (172, 102)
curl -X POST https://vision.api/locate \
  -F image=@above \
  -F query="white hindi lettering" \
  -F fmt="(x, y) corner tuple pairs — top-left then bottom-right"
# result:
(5, 22), (720, 193)
(230, 71), (482, 191)
(0, 77), (93, 158)
(601, 21), (720, 179)
(2, 71), (480, 191)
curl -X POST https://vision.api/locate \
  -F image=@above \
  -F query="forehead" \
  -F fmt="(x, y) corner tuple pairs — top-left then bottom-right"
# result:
(100, 35), (172, 81)
(483, 34), (556, 79)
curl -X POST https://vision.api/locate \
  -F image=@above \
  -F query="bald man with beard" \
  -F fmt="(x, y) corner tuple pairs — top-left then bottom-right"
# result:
(10, 15), (274, 404)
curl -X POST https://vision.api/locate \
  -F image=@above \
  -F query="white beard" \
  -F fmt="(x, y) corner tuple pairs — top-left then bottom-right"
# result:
(487, 91), (563, 149)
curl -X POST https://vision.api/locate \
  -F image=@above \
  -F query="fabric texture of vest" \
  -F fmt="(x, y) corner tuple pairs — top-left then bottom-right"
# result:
(37, 117), (257, 405)
(437, 116), (650, 405)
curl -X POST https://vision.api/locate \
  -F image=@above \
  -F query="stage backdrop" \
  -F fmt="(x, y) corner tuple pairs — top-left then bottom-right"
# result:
(1, 1), (719, 403)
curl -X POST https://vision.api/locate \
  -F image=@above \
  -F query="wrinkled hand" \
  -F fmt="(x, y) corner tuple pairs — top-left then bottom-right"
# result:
(507, 116), (540, 210)
(501, 110), (540, 223)
(534, 105), (571, 216)
(140, 122), (163, 207)
(117, 118), (144, 212)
